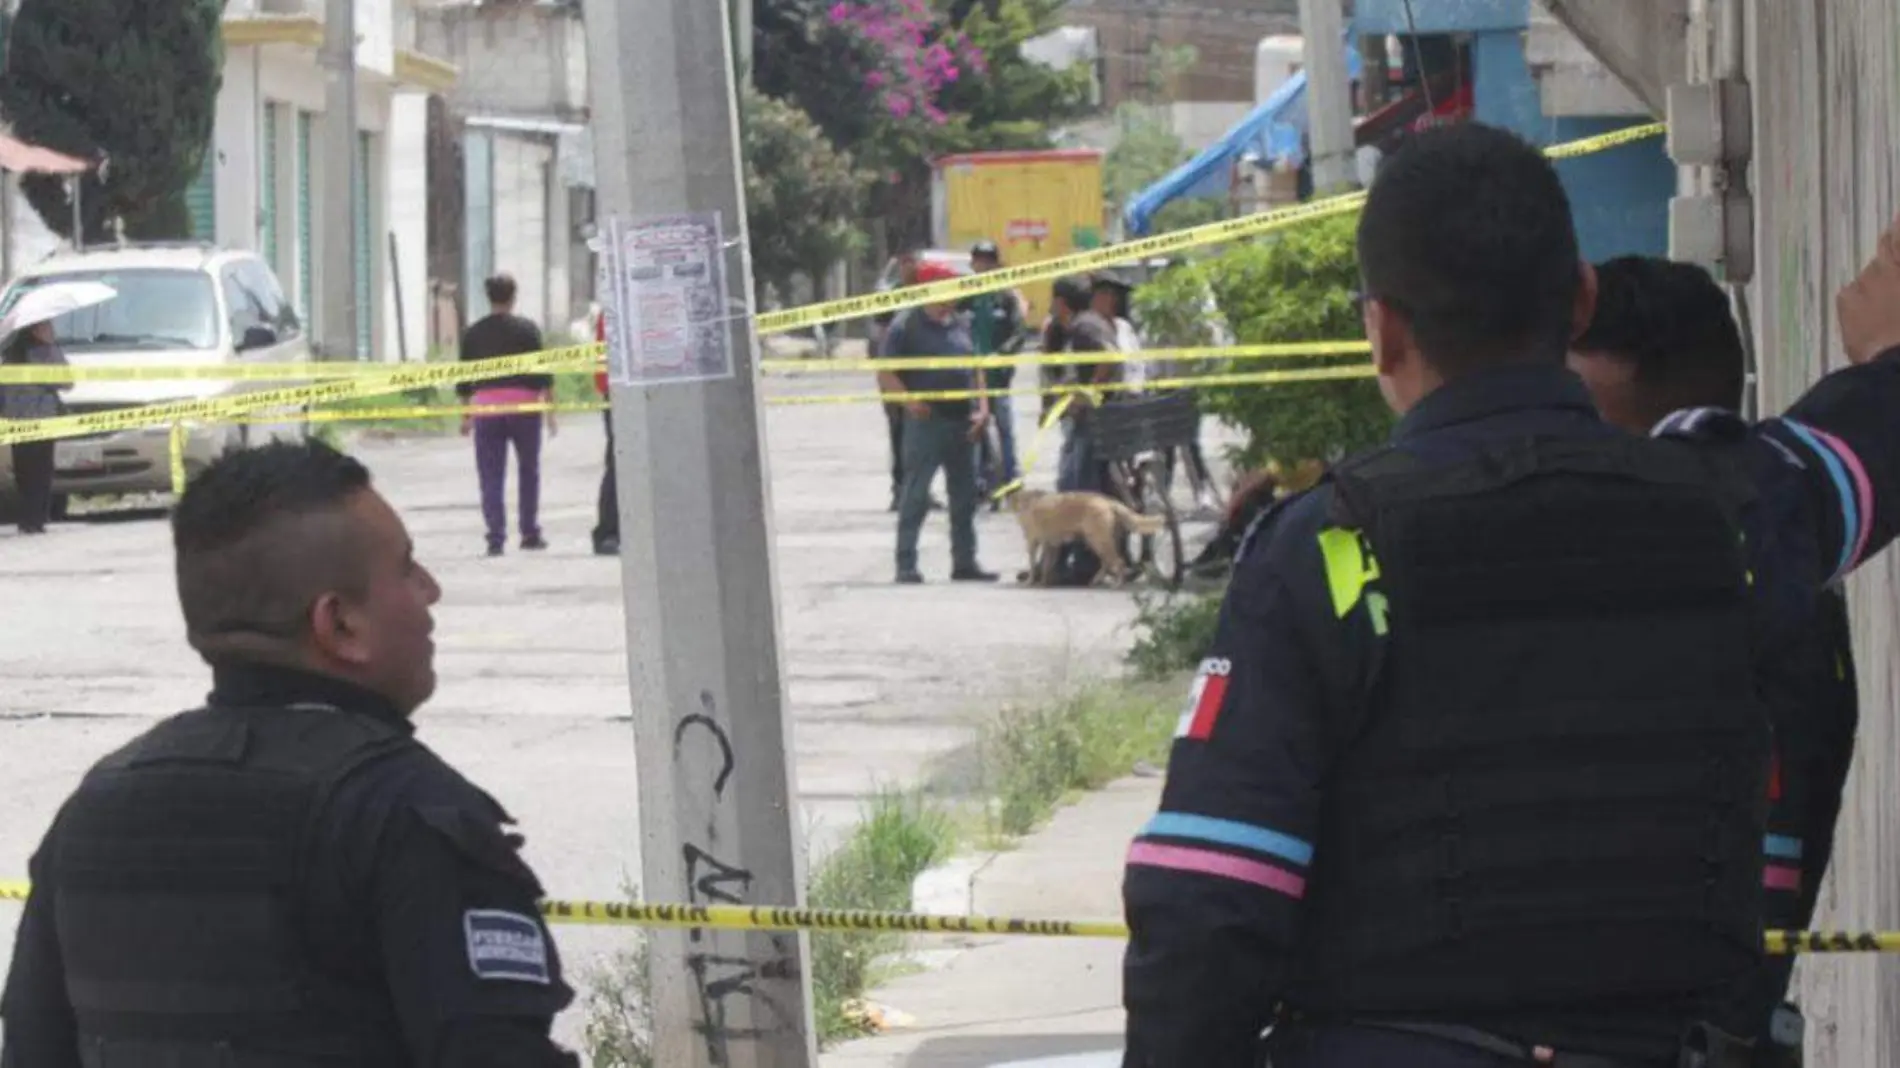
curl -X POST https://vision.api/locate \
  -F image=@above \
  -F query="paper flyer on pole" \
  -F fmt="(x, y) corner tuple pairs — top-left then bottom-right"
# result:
(602, 211), (735, 388)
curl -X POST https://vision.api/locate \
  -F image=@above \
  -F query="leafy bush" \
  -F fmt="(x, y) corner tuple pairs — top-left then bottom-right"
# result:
(1125, 589), (1224, 680)
(1134, 216), (1392, 468)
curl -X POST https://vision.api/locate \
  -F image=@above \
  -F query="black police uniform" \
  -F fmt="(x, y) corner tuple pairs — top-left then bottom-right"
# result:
(1123, 352), (1900, 1068)
(0, 661), (578, 1068)
(1651, 407), (1865, 1065)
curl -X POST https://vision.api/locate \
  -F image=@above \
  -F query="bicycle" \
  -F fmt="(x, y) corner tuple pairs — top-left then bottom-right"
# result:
(1085, 389), (1202, 590)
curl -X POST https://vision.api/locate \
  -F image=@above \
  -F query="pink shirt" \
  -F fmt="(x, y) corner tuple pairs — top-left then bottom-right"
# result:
(469, 385), (544, 411)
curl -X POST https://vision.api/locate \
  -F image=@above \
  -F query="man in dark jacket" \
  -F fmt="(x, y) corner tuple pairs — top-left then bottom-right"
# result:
(0, 441), (579, 1068)
(1570, 256), (1860, 1067)
(1122, 122), (1900, 1068)
(458, 273), (555, 556)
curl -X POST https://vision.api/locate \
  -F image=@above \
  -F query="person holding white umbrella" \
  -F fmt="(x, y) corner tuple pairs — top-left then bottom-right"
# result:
(0, 279), (113, 533)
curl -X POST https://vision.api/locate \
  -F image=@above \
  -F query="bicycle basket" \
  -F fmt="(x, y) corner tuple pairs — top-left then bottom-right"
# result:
(1088, 391), (1201, 462)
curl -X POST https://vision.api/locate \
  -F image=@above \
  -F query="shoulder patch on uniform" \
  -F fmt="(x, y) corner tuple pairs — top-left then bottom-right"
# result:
(1652, 406), (1747, 441)
(464, 909), (551, 984)
(1174, 656), (1232, 741)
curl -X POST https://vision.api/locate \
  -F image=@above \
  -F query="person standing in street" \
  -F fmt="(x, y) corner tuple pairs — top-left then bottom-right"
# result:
(880, 260), (998, 585)
(963, 240), (1027, 498)
(0, 319), (67, 534)
(1121, 123), (1900, 1068)
(458, 273), (555, 557)
(876, 249), (922, 511)
(1569, 255), (1861, 1068)
(590, 308), (618, 556)
(0, 440), (579, 1068)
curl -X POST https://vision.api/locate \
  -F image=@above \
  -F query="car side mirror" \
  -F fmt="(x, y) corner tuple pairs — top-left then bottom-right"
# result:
(238, 324), (278, 352)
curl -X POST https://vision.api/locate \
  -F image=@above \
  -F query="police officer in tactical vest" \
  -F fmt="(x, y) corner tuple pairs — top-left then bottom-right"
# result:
(0, 440), (579, 1068)
(1120, 123), (1900, 1068)
(1569, 256), (1869, 1067)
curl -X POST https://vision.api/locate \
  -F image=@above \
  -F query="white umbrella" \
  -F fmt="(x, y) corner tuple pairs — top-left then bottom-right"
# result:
(0, 279), (117, 342)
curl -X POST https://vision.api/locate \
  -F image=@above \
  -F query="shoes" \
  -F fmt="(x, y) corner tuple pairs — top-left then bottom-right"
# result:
(594, 536), (620, 556)
(486, 544), (504, 558)
(521, 535), (548, 551)
(19, 525), (45, 536)
(951, 566), (998, 583)
(895, 569), (925, 585)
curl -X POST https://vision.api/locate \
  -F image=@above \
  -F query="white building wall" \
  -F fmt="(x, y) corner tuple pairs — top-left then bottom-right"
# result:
(1743, 0), (1900, 1062)
(490, 134), (553, 331)
(212, 39), (401, 356)
(386, 93), (430, 360)
(212, 48), (261, 250)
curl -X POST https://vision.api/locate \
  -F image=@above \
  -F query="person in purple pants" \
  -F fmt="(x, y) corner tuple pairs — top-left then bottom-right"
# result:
(457, 274), (557, 556)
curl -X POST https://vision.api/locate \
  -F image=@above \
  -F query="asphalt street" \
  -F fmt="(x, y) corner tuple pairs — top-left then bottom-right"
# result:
(0, 371), (1179, 1053)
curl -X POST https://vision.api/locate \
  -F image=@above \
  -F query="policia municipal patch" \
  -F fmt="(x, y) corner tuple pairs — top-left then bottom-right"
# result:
(464, 909), (553, 984)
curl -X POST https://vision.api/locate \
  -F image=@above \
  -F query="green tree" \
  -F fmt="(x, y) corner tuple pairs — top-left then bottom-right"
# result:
(755, 0), (1093, 252)
(1134, 216), (1391, 467)
(741, 85), (873, 300)
(1103, 103), (1225, 237)
(0, 0), (225, 242)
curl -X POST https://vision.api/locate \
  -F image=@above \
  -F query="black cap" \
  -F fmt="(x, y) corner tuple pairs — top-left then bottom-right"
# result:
(971, 239), (1000, 260)
(1052, 275), (1091, 308)
(1090, 268), (1133, 291)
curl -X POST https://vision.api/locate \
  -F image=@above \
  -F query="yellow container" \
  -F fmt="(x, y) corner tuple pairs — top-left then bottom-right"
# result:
(931, 149), (1106, 326)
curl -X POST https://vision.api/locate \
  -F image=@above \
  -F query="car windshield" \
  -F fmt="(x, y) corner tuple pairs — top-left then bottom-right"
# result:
(0, 268), (219, 351)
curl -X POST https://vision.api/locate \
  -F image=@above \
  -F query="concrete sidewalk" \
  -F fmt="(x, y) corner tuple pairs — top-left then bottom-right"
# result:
(822, 777), (1160, 1068)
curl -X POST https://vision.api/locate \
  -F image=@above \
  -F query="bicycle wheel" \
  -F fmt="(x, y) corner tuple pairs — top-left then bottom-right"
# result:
(1133, 457), (1184, 589)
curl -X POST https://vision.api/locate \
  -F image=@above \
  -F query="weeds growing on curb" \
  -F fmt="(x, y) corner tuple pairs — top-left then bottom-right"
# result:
(578, 789), (957, 1056)
(809, 789), (958, 1042)
(981, 680), (1180, 839)
(1125, 587), (1225, 680)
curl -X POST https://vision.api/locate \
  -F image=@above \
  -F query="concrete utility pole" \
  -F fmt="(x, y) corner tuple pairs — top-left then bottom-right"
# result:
(581, 0), (815, 1065)
(1298, 0), (1357, 192)
(319, 0), (359, 358)
(731, 0), (753, 80)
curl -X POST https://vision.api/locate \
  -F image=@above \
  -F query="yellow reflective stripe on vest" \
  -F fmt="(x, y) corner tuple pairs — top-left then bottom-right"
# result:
(1317, 527), (1380, 619)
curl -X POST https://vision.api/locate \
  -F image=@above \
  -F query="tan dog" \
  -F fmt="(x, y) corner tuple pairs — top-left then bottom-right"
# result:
(1008, 488), (1165, 586)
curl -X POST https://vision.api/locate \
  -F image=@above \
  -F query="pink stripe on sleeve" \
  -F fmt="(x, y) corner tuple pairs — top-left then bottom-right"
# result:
(1807, 426), (1875, 569)
(1764, 864), (1802, 892)
(1127, 841), (1306, 899)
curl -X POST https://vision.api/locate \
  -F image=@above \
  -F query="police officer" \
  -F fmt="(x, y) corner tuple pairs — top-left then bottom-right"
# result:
(1121, 123), (1900, 1068)
(1569, 256), (1862, 1066)
(0, 440), (578, 1068)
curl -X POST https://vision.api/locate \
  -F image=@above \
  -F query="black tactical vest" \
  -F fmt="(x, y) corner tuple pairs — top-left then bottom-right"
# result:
(51, 702), (416, 1067)
(1287, 435), (1771, 1015)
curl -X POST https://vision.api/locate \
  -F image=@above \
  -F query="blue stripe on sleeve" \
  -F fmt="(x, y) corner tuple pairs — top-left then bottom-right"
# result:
(1140, 812), (1314, 867)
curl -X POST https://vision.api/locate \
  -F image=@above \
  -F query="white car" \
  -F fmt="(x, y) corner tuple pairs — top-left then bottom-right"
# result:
(0, 243), (315, 511)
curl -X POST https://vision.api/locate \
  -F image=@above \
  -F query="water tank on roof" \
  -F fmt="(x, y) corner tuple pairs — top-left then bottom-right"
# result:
(1255, 34), (1305, 105)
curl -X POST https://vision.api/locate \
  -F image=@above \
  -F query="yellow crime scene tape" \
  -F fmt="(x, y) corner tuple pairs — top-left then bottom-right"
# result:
(0, 123), (1660, 392)
(0, 341), (1374, 385)
(777, 341), (1372, 375)
(0, 344), (599, 447)
(751, 122), (1665, 335)
(0, 878), (1886, 952)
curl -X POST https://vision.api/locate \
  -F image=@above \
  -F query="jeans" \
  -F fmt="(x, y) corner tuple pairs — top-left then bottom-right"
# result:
(976, 393), (1020, 486)
(1057, 416), (1103, 493)
(593, 411), (618, 546)
(474, 413), (544, 548)
(895, 410), (977, 573)
(884, 402), (906, 498)
(11, 441), (52, 531)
